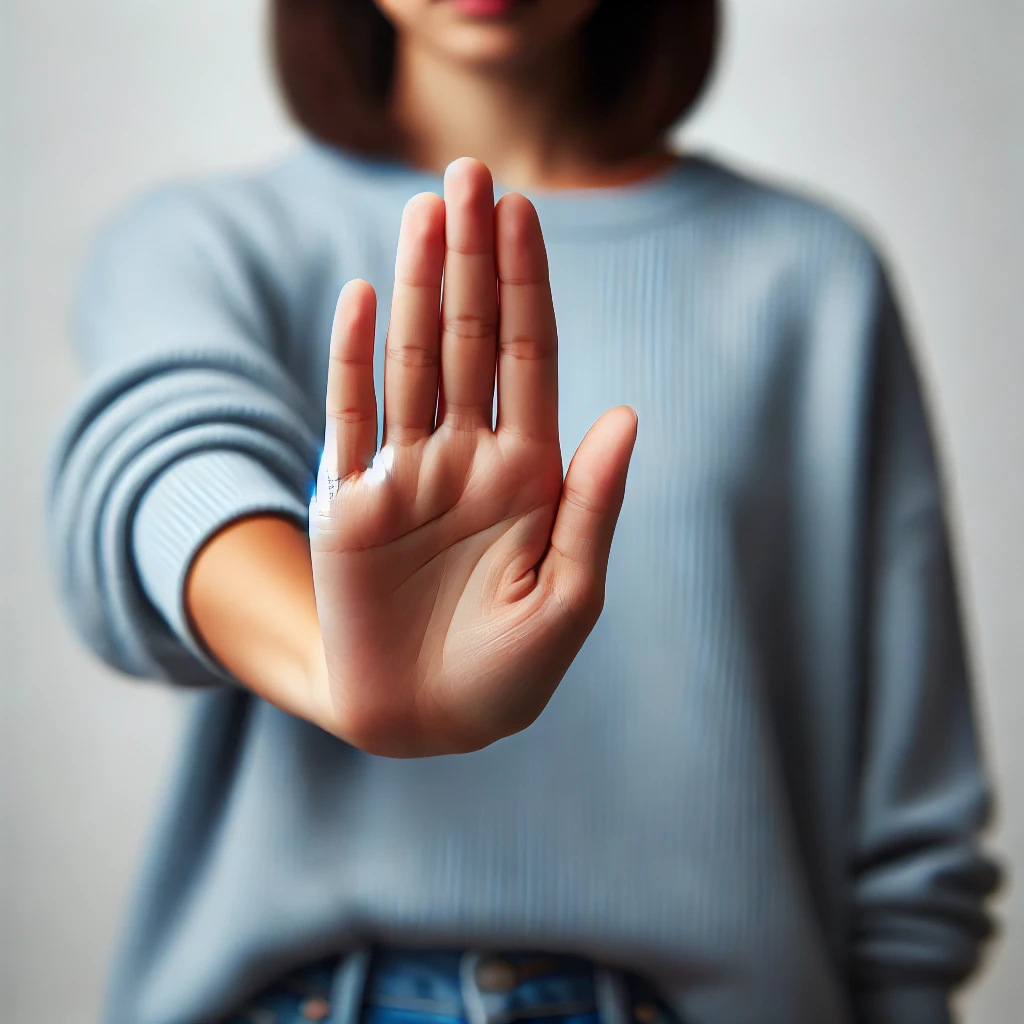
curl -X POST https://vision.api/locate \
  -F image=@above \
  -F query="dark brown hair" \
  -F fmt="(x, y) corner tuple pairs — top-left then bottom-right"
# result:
(273, 0), (720, 160)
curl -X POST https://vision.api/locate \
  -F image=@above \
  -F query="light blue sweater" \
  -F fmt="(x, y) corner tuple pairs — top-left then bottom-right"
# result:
(49, 146), (1000, 1024)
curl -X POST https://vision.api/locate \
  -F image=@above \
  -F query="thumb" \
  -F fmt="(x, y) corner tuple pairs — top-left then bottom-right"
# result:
(539, 405), (638, 623)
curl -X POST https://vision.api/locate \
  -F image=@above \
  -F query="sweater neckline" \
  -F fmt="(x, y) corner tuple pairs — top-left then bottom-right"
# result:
(306, 142), (724, 239)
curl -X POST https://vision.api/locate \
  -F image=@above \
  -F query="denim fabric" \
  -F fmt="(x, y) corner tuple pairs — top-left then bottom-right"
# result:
(218, 949), (677, 1024)
(220, 961), (337, 1024)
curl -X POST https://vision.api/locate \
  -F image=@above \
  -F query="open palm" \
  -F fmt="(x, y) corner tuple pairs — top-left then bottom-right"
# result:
(309, 159), (636, 757)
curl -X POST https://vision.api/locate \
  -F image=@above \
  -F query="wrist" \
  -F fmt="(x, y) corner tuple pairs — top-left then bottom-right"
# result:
(300, 631), (336, 734)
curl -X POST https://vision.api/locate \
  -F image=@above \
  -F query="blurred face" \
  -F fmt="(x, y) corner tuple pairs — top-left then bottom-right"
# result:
(374, 0), (600, 69)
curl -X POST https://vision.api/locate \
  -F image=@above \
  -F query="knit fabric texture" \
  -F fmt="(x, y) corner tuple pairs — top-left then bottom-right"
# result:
(48, 145), (1000, 1024)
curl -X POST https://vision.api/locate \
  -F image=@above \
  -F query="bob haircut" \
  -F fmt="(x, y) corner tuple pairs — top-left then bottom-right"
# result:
(273, 0), (720, 161)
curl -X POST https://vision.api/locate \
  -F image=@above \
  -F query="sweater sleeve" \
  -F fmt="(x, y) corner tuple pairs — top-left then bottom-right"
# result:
(849, 264), (1002, 1023)
(47, 183), (321, 686)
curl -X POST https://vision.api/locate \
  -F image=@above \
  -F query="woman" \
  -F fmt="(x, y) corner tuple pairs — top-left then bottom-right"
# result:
(49, 1), (1000, 1022)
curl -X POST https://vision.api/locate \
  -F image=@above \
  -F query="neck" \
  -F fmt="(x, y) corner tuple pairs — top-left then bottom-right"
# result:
(390, 37), (675, 192)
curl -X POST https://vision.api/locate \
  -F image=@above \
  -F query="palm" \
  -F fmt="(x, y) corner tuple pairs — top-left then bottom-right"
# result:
(310, 160), (636, 756)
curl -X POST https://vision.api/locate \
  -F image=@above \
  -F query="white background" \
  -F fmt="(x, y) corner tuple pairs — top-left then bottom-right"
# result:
(3, 1), (1022, 1020)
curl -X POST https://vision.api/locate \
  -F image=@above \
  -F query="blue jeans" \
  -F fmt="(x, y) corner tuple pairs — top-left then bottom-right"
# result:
(218, 948), (680, 1024)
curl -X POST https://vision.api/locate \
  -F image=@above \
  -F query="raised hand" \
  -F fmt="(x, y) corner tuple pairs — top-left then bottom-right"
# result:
(309, 158), (637, 757)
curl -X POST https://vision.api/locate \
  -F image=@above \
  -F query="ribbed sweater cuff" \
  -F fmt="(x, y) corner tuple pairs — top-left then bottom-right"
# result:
(133, 450), (308, 669)
(855, 985), (953, 1024)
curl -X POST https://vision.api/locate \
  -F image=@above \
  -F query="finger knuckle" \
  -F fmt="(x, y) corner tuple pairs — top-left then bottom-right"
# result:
(326, 405), (374, 425)
(562, 482), (604, 516)
(446, 239), (493, 257)
(386, 344), (438, 369)
(548, 568), (602, 631)
(329, 354), (372, 370)
(499, 333), (552, 362)
(441, 313), (497, 340)
(386, 425), (429, 447)
(440, 404), (486, 434)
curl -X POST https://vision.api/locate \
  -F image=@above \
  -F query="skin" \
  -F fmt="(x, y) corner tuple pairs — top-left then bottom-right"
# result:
(187, 0), (648, 755)
(382, 0), (679, 188)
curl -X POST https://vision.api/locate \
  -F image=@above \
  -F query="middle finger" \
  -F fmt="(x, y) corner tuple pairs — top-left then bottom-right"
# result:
(438, 158), (498, 431)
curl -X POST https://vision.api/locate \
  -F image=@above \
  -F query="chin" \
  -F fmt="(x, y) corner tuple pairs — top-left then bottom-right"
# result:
(381, 0), (597, 70)
(440, 22), (546, 68)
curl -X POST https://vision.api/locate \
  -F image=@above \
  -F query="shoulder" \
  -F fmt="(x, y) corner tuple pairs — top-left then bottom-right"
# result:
(87, 143), (395, 281)
(77, 146), (383, 344)
(680, 157), (912, 398)
(689, 154), (890, 299)
(87, 147), (348, 273)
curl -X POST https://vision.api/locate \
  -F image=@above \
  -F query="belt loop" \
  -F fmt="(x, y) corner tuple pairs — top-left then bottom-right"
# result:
(329, 946), (373, 1024)
(459, 951), (490, 1024)
(593, 967), (631, 1024)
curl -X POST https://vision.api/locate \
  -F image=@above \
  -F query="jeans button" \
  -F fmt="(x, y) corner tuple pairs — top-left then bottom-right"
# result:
(475, 958), (519, 993)
(301, 997), (331, 1020)
(633, 1002), (659, 1024)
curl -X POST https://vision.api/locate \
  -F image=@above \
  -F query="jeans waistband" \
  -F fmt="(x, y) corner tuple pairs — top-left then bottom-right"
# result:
(322, 947), (656, 1024)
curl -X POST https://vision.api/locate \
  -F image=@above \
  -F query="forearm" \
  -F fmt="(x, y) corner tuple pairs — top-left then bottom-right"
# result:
(185, 514), (330, 728)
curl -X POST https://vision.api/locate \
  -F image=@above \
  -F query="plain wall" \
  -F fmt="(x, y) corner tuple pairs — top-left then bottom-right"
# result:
(3, 1), (1021, 1021)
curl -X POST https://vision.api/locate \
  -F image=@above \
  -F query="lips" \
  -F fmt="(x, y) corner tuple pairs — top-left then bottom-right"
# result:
(446, 0), (520, 17)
